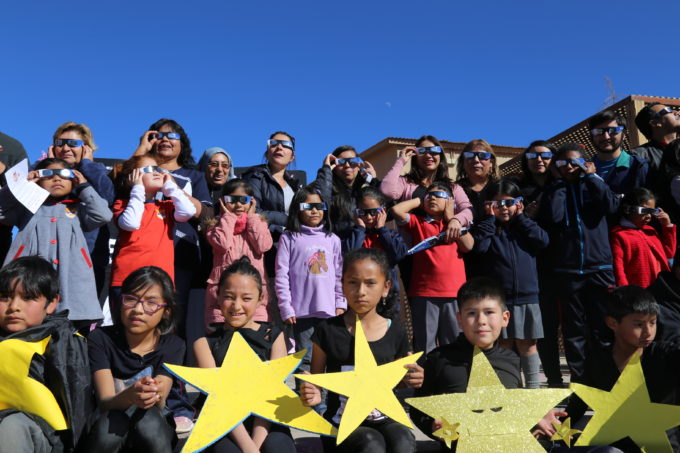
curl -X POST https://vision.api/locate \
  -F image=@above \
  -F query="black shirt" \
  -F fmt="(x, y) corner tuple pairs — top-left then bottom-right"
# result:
(206, 322), (282, 363)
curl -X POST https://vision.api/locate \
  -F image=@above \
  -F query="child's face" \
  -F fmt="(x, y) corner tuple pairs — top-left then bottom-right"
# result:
(557, 150), (584, 182)
(0, 281), (57, 332)
(456, 297), (509, 349)
(138, 157), (163, 192)
(606, 313), (657, 351)
(224, 187), (252, 217)
(342, 258), (391, 316)
(219, 274), (261, 330)
(626, 199), (656, 229)
(120, 283), (168, 335)
(489, 195), (519, 223)
(299, 193), (325, 228)
(357, 197), (383, 229)
(37, 163), (74, 198)
(423, 188), (449, 217)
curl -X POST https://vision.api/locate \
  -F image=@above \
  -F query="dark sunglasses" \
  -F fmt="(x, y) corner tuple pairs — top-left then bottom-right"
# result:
(555, 158), (586, 168)
(336, 157), (363, 167)
(354, 207), (384, 217)
(426, 190), (451, 199)
(463, 151), (493, 160)
(139, 165), (162, 174)
(625, 206), (661, 215)
(54, 139), (83, 148)
(120, 294), (167, 315)
(154, 132), (181, 140)
(591, 126), (624, 136)
(525, 151), (553, 160)
(267, 139), (294, 150)
(299, 202), (327, 211)
(486, 197), (523, 208)
(37, 169), (75, 179)
(416, 146), (443, 155)
(653, 107), (674, 119)
(224, 195), (252, 204)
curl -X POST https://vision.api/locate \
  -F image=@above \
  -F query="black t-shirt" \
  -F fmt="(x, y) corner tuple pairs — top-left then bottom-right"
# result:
(206, 322), (282, 363)
(88, 325), (185, 392)
(312, 315), (410, 422)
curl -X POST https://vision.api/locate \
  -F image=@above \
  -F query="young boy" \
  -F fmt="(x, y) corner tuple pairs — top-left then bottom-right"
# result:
(391, 182), (474, 353)
(0, 256), (92, 453)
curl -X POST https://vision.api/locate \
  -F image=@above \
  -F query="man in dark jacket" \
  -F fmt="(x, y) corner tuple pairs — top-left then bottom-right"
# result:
(631, 102), (680, 186)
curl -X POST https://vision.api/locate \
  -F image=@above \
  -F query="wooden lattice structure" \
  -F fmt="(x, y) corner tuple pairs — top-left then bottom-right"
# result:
(499, 95), (680, 177)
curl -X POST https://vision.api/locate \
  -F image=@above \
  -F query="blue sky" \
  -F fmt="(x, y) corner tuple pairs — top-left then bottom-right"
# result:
(1, 1), (678, 178)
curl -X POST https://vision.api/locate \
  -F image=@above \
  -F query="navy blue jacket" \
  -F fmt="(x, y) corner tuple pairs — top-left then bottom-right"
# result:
(593, 150), (649, 196)
(78, 158), (114, 251)
(343, 225), (408, 266)
(539, 174), (619, 274)
(472, 214), (548, 305)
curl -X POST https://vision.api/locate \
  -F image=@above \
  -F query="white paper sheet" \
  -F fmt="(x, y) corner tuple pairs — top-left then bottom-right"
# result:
(6, 159), (50, 214)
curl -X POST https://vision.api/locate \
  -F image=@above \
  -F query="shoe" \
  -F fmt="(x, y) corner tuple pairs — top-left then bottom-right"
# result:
(174, 416), (195, 434)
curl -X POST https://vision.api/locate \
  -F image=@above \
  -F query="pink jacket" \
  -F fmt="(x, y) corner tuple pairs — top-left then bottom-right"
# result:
(204, 212), (273, 326)
(380, 157), (474, 226)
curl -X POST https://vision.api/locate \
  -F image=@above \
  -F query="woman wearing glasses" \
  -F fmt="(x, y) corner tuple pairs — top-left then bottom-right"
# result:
(455, 139), (500, 222)
(198, 147), (237, 206)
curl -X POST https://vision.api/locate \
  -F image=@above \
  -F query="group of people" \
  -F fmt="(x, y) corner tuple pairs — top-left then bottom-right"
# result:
(1, 100), (680, 453)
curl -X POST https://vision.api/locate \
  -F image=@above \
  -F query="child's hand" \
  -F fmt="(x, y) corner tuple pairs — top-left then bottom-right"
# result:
(162, 171), (176, 186)
(71, 170), (88, 186)
(299, 375), (322, 407)
(398, 146), (416, 161)
(284, 316), (296, 325)
(27, 170), (40, 183)
(656, 208), (672, 227)
(248, 198), (257, 215)
(129, 168), (144, 187)
(354, 214), (366, 228)
(532, 409), (567, 438)
(584, 161), (596, 175)
(82, 144), (94, 161)
(323, 154), (337, 170)
(375, 208), (387, 229)
(402, 363), (424, 388)
(444, 218), (462, 243)
(335, 308), (345, 316)
(484, 201), (494, 216)
(130, 376), (161, 409)
(432, 419), (442, 432)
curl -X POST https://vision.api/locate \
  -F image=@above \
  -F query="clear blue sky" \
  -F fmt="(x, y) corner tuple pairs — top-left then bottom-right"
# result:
(1, 0), (678, 178)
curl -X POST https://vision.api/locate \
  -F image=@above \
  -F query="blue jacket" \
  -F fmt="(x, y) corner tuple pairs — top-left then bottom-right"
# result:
(593, 150), (649, 196)
(539, 174), (619, 274)
(472, 214), (548, 305)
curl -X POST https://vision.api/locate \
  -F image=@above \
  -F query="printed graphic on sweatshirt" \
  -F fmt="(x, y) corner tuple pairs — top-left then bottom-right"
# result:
(307, 249), (329, 275)
(156, 207), (166, 219)
(64, 205), (77, 218)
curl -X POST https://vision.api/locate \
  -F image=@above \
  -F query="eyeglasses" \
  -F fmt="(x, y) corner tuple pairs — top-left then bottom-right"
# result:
(299, 202), (327, 211)
(555, 158), (586, 168)
(224, 195), (252, 204)
(267, 139), (294, 150)
(138, 165), (162, 174)
(354, 207), (384, 217)
(591, 126), (625, 136)
(54, 139), (83, 148)
(207, 161), (231, 169)
(120, 294), (167, 314)
(37, 169), (75, 179)
(525, 151), (553, 160)
(336, 157), (363, 167)
(485, 197), (523, 208)
(463, 151), (493, 160)
(653, 107), (674, 119)
(155, 132), (181, 140)
(625, 206), (660, 215)
(426, 190), (450, 199)
(415, 146), (443, 155)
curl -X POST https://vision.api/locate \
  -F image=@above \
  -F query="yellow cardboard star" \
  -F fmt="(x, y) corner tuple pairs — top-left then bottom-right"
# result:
(0, 336), (67, 430)
(550, 418), (581, 448)
(406, 346), (572, 453)
(294, 316), (423, 444)
(165, 333), (336, 453)
(572, 352), (680, 453)
(433, 418), (460, 448)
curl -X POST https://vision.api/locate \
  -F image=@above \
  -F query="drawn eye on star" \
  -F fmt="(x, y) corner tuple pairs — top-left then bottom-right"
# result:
(471, 406), (503, 414)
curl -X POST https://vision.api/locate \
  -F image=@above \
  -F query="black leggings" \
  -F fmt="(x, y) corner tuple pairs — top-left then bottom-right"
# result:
(321, 418), (415, 453)
(207, 421), (296, 453)
(82, 406), (176, 453)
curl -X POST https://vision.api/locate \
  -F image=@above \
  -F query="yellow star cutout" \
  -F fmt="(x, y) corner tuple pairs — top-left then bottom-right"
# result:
(550, 418), (581, 448)
(433, 418), (460, 448)
(0, 336), (67, 430)
(406, 346), (572, 453)
(165, 332), (336, 453)
(572, 352), (680, 453)
(294, 315), (423, 444)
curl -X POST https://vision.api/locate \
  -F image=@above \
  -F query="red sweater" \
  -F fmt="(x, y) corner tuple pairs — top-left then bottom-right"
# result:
(610, 223), (676, 287)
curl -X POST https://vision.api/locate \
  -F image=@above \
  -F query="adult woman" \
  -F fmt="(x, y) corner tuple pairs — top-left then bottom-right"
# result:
(49, 122), (115, 298)
(381, 135), (473, 238)
(455, 139), (500, 222)
(517, 140), (555, 218)
(242, 131), (301, 278)
(198, 147), (236, 206)
(313, 145), (380, 241)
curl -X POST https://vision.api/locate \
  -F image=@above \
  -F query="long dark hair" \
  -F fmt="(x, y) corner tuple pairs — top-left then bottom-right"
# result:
(118, 266), (177, 335)
(148, 118), (195, 168)
(286, 185), (333, 235)
(404, 135), (453, 187)
(520, 140), (556, 185)
(329, 145), (366, 225)
(342, 248), (397, 319)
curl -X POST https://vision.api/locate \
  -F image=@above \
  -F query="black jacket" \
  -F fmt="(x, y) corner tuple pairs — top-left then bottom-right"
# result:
(648, 272), (680, 344)
(0, 311), (93, 453)
(242, 164), (301, 236)
(631, 140), (666, 187)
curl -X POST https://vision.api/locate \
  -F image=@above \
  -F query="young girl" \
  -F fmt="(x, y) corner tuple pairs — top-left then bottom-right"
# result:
(85, 266), (185, 452)
(300, 248), (423, 453)
(204, 179), (273, 329)
(275, 185), (346, 375)
(611, 187), (676, 287)
(391, 182), (474, 353)
(194, 256), (296, 453)
(110, 154), (196, 304)
(472, 179), (549, 388)
(0, 158), (111, 327)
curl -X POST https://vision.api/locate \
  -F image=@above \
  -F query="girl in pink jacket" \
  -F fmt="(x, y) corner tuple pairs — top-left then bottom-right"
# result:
(204, 179), (273, 328)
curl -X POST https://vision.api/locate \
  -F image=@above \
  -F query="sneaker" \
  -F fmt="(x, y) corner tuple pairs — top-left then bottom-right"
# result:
(174, 416), (195, 434)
